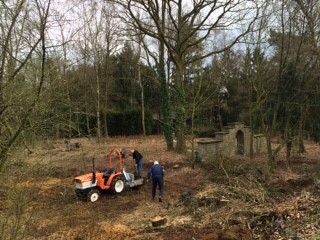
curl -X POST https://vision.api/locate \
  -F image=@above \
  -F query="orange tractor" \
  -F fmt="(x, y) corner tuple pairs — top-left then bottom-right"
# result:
(74, 148), (144, 202)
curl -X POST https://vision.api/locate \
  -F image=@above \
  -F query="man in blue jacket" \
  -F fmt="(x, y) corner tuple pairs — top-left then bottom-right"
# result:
(148, 161), (165, 202)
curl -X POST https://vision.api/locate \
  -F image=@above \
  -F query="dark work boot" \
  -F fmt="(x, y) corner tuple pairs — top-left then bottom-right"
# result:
(159, 197), (162, 202)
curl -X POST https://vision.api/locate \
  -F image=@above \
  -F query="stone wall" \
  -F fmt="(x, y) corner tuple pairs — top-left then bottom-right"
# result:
(196, 122), (267, 161)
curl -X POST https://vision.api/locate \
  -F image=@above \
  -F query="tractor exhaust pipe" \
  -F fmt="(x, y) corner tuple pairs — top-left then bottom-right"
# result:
(92, 158), (96, 184)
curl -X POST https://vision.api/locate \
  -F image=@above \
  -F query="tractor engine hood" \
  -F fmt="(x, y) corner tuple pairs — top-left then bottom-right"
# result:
(74, 172), (100, 189)
(74, 172), (96, 182)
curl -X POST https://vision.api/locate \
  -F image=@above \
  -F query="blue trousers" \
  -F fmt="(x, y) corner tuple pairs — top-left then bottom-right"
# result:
(152, 175), (164, 199)
(137, 158), (144, 177)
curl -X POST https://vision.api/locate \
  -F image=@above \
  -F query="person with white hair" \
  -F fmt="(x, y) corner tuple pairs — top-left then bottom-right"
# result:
(148, 161), (165, 202)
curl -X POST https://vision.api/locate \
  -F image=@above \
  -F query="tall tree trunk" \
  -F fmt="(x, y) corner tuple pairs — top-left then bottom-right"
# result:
(95, 62), (101, 142)
(103, 94), (108, 138)
(175, 64), (186, 153)
(84, 65), (92, 138)
(298, 106), (306, 153)
(249, 101), (254, 160)
(265, 127), (276, 171)
(159, 1), (173, 150)
(103, 57), (110, 138)
(138, 64), (146, 136)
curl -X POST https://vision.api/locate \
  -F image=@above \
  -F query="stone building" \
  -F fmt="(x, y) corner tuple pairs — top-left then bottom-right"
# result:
(196, 122), (267, 161)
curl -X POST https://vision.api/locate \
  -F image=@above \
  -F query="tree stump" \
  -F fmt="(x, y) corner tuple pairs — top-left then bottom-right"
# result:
(150, 216), (167, 227)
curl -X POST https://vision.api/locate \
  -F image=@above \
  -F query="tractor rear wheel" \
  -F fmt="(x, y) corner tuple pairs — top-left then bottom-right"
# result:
(87, 189), (100, 202)
(111, 177), (125, 194)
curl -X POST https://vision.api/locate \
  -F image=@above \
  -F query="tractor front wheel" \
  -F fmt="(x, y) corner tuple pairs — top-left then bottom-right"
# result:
(87, 189), (100, 202)
(111, 177), (125, 194)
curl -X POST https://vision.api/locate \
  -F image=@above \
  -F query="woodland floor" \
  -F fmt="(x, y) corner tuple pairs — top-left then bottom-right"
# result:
(0, 135), (320, 240)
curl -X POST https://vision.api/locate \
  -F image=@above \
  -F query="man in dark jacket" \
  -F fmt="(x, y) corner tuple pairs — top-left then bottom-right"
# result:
(130, 149), (144, 178)
(148, 161), (165, 202)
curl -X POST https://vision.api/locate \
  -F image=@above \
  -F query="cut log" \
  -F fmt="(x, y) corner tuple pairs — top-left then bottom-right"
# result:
(172, 164), (179, 169)
(150, 216), (167, 227)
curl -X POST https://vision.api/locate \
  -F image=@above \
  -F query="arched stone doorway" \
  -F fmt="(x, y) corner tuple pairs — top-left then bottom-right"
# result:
(236, 130), (244, 155)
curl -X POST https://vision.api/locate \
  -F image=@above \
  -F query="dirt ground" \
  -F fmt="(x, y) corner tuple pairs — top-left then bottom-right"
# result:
(0, 135), (320, 240)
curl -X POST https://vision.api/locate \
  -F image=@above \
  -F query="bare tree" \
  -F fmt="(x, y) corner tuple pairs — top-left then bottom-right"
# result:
(265, 0), (320, 167)
(292, 0), (320, 150)
(52, 4), (81, 138)
(116, 0), (259, 152)
(122, 3), (174, 149)
(75, 0), (121, 141)
(0, 0), (52, 170)
(241, 1), (279, 165)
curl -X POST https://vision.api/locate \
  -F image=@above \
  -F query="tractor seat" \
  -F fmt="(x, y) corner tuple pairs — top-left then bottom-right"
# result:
(104, 168), (116, 177)
(103, 168), (116, 184)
